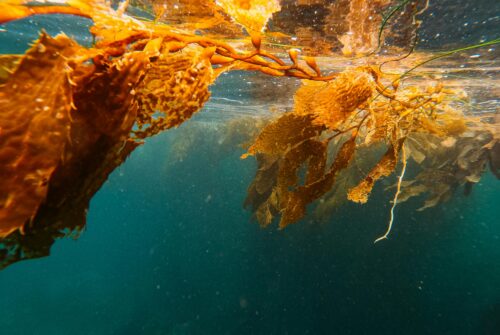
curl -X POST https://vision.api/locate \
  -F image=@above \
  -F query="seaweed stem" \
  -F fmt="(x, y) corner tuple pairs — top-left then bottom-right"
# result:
(374, 144), (407, 244)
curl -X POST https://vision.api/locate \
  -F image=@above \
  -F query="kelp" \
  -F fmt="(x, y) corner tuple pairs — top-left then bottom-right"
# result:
(271, 0), (427, 55)
(279, 134), (357, 228)
(133, 1), (228, 27)
(347, 138), (404, 204)
(243, 65), (497, 229)
(242, 113), (324, 158)
(397, 131), (498, 210)
(134, 46), (215, 137)
(0, 33), (81, 237)
(0, 31), (148, 267)
(0, 0), (498, 267)
(0, 2), (88, 24)
(217, 0), (281, 34)
(293, 69), (375, 129)
(337, 0), (392, 56)
(0, 55), (21, 84)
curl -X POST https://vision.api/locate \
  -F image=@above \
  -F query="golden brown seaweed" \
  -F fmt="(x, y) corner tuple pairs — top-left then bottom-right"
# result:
(217, 0), (281, 34)
(0, 55), (21, 83)
(278, 133), (357, 228)
(134, 46), (215, 137)
(243, 114), (324, 227)
(347, 138), (404, 204)
(294, 69), (375, 129)
(396, 131), (497, 210)
(0, 2), (89, 24)
(0, 33), (81, 237)
(0, 38), (150, 267)
(242, 113), (324, 158)
(242, 62), (492, 228)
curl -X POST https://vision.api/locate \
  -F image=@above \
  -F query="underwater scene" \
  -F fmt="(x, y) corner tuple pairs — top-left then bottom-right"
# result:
(0, 0), (499, 334)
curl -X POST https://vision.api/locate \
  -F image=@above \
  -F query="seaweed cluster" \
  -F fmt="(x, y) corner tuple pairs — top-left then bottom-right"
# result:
(0, 0), (497, 268)
(241, 66), (483, 229)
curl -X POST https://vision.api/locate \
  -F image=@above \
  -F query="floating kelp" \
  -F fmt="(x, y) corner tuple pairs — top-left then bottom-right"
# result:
(0, 0), (497, 268)
(0, 33), (82, 238)
(241, 62), (495, 230)
(399, 130), (498, 210)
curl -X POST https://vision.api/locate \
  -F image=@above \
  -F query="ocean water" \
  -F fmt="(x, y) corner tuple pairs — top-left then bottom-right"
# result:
(1, 4), (500, 335)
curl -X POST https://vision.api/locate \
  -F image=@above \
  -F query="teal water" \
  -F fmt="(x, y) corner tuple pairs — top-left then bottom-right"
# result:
(1, 116), (499, 334)
(1, 6), (500, 335)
